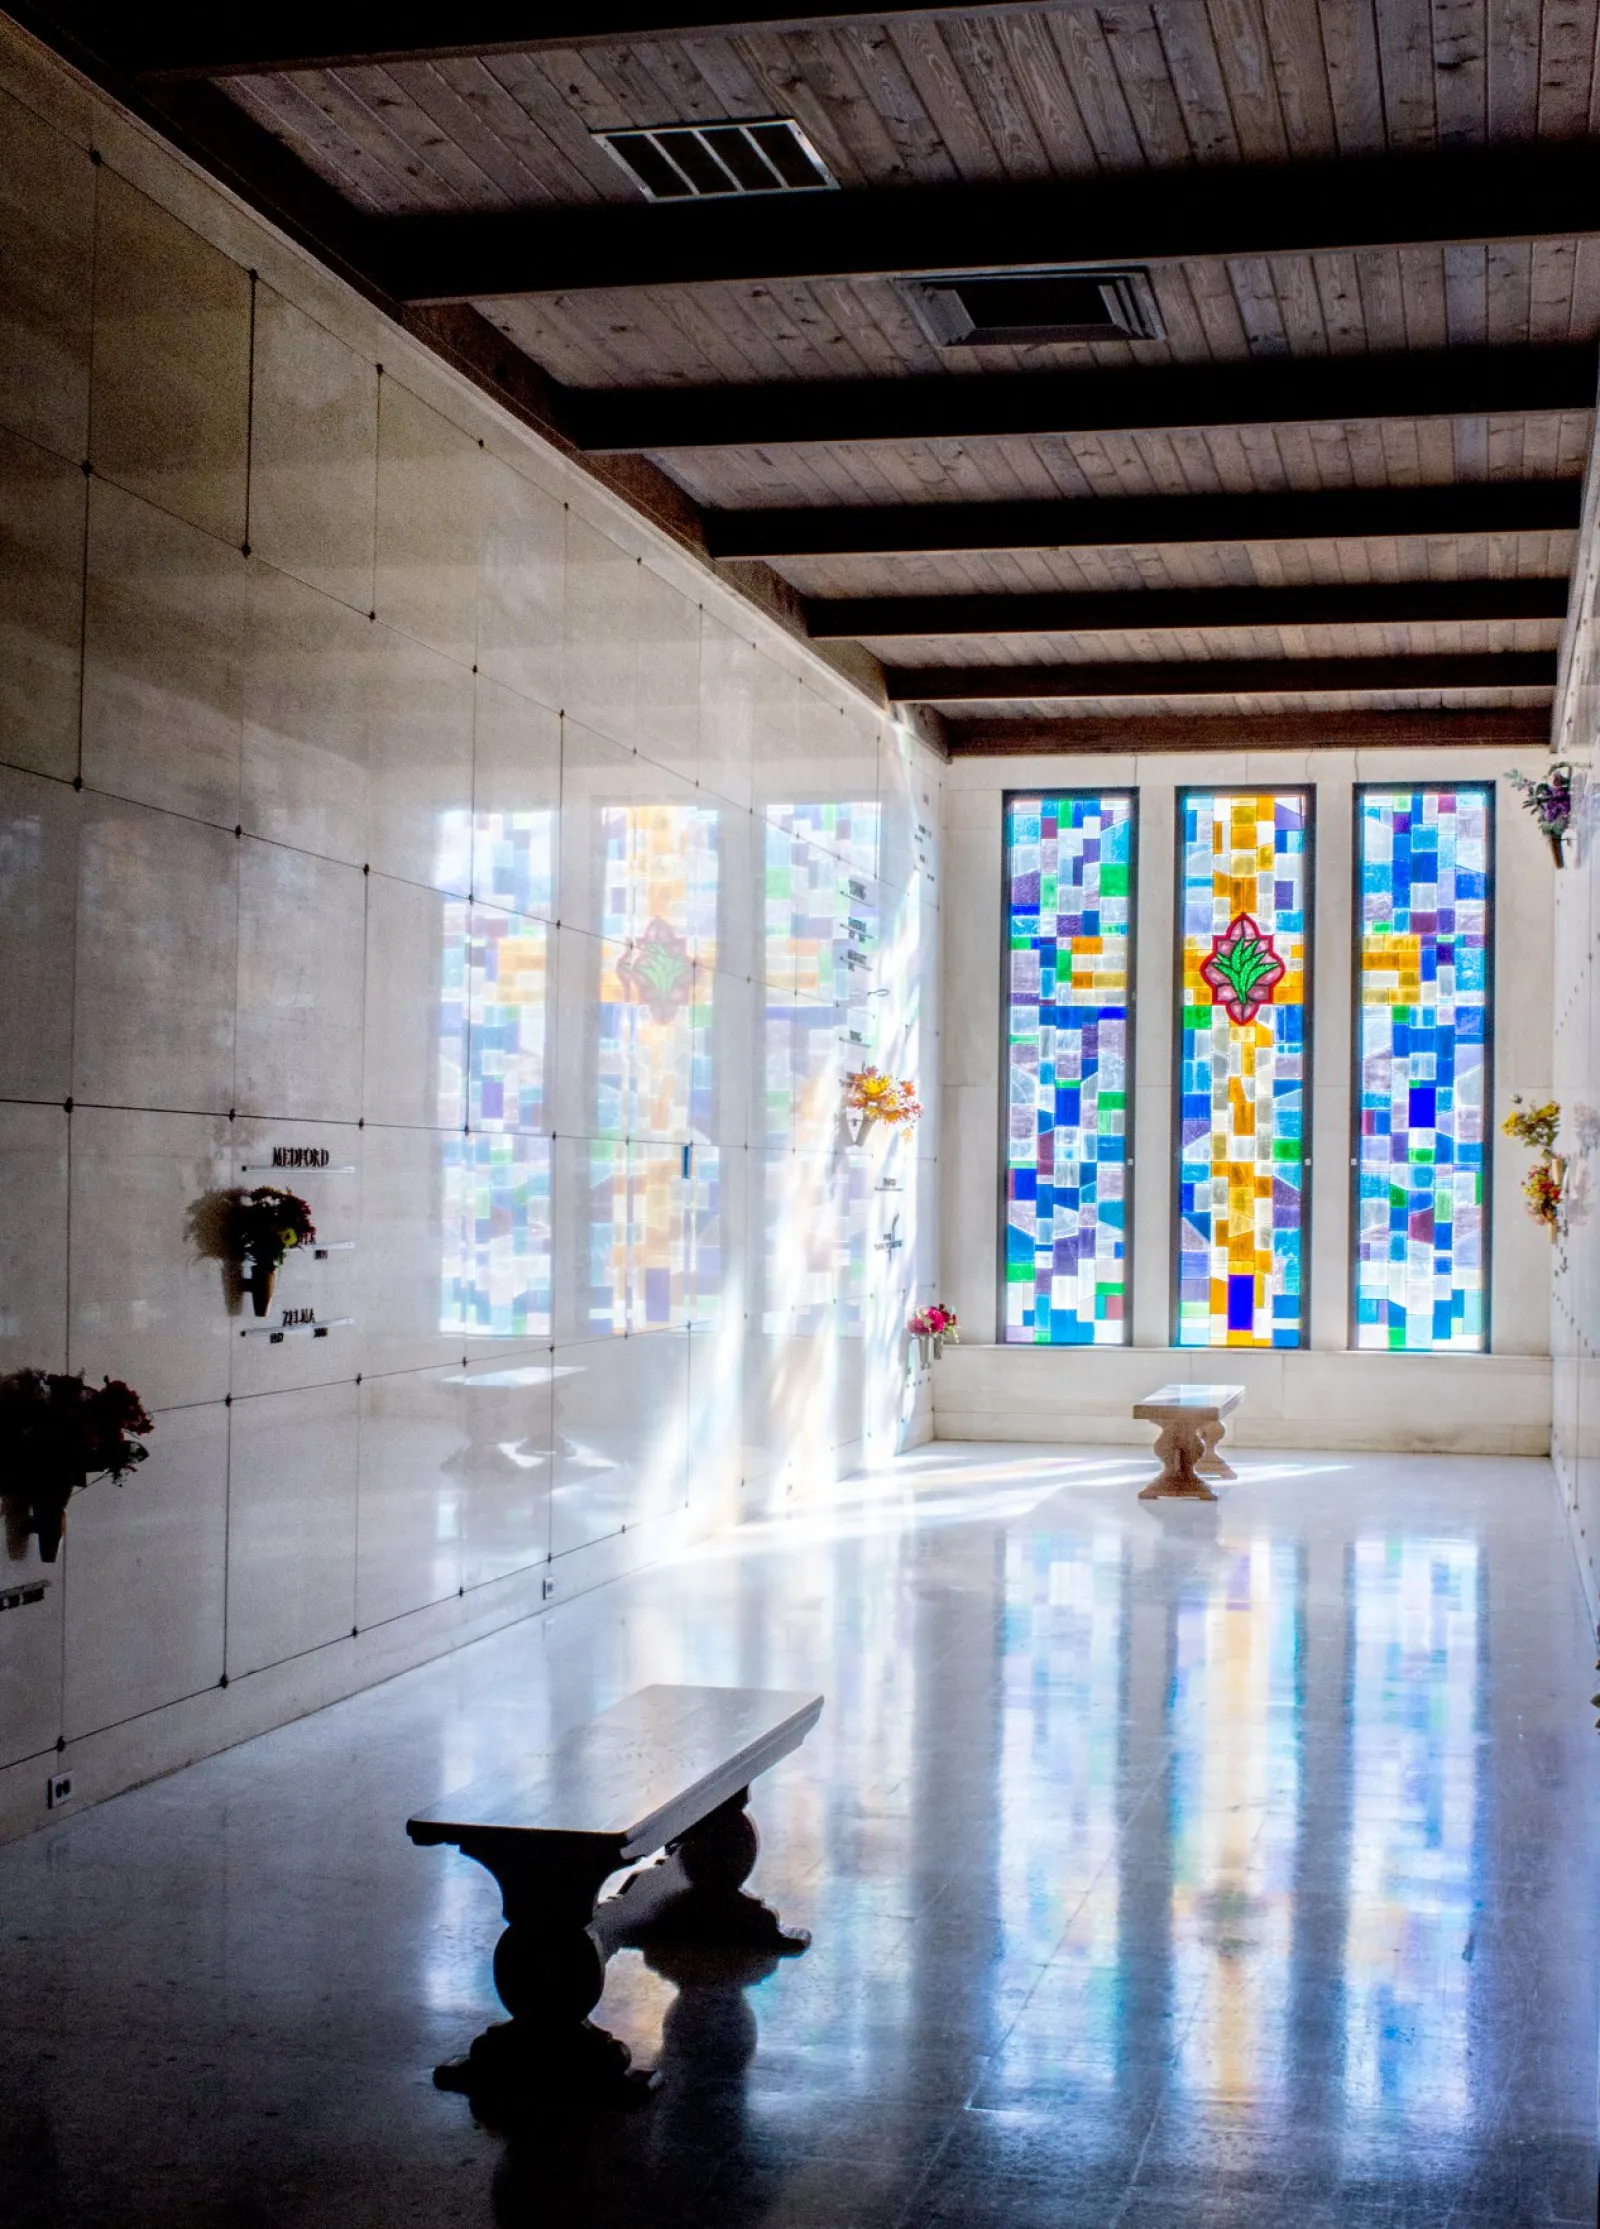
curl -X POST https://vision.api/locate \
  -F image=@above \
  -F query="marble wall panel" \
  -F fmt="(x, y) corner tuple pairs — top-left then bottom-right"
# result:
(364, 875), (465, 1133)
(226, 1380), (359, 1676)
(565, 511), (639, 748)
(62, 1397), (228, 1736)
(478, 452), (562, 715)
(0, 762), (78, 1102)
(374, 376), (481, 670)
(0, 1557), (62, 1768)
(0, 1101), (68, 1375)
(471, 681), (559, 921)
(248, 286), (377, 613)
(367, 628), (474, 892)
(356, 1366), (465, 1628)
(90, 171), (250, 547)
(73, 795), (237, 1113)
(234, 840), (365, 1122)
(81, 479), (245, 827)
(698, 613), (757, 812)
(228, 1119), (361, 1400)
(550, 1329), (689, 1559)
(0, 426), (85, 782)
(239, 560), (373, 866)
(635, 560), (699, 784)
(68, 1106), (235, 1411)
(0, 82), (93, 460)
(457, 1352), (555, 1589)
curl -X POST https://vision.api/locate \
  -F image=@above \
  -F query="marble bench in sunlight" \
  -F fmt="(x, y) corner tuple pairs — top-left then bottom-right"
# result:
(1133, 1383), (1244, 1500)
(408, 1682), (823, 2111)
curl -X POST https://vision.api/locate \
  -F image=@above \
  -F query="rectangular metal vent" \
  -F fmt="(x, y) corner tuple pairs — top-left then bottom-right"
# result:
(597, 118), (837, 201)
(901, 269), (1164, 348)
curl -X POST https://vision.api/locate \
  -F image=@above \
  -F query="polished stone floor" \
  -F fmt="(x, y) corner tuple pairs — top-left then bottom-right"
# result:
(3, 1445), (1599, 2228)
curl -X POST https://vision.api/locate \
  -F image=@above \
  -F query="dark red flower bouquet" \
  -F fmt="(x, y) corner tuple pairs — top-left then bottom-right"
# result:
(0, 1369), (153, 1562)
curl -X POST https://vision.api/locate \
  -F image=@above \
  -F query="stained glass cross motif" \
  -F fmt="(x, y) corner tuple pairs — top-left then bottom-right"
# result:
(1177, 791), (1309, 1349)
(1003, 793), (1134, 1345)
(1354, 787), (1491, 1351)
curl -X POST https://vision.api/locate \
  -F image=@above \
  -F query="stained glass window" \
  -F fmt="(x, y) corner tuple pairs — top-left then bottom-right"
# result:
(1354, 787), (1491, 1351)
(1177, 791), (1309, 1349)
(1003, 793), (1134, 1345)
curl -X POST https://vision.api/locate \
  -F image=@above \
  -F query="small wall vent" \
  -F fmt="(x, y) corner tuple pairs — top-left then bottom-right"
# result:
(597, 118), (837, 201)
(901, 268), (1165, 348)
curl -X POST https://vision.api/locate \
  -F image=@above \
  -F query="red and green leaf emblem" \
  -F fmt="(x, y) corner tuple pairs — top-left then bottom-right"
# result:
(1200, 912), (1285, 1025)
(617, 917), (692, 1021)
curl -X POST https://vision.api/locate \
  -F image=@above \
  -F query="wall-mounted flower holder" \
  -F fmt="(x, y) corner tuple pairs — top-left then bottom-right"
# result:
(1506, 762), (1574, 867)
(1504, 1098), (1566, 1240)
(222, 1187), (318, 1317)
(0, 1370), (151, 1564)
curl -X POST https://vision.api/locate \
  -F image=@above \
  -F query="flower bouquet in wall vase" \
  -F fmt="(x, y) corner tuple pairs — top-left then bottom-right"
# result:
(844, 1066), (921, 1143)
(1503, 1097), (1566, 1241)
(225, 1186), (316, 1316)
(0, 1370), (151, 1563)
(1506, 761), (1574, 867)
(908, 1304), (959, 1368)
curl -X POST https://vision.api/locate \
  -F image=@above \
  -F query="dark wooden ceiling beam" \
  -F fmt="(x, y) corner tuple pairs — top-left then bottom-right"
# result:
(809, 577), (1570, 640)
(946, 708), (1555, 753)
(710, 478), (1583, 560)
(113, 4), (1083, 80)
(585, 345), (1597, 457)
(886, 652), (1558, 701)
(372, 143), (1600, 303)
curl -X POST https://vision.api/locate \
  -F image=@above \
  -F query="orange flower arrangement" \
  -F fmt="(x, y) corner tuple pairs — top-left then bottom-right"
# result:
(1503, 1097), (1565, 1240)
(844, 1066), (922, 1130)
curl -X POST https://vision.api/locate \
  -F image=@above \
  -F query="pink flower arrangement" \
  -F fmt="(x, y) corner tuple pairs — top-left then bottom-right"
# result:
(909, 1304), (959, 1343)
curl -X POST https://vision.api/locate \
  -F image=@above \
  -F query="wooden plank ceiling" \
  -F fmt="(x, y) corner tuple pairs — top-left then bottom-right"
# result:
(33, 0), (1600, 753)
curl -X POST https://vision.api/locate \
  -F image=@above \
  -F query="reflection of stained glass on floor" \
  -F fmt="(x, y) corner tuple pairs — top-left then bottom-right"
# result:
(1003, 793), (1134, 1345)
(598, 803), (719, 1141)
(1344, 1537), (1479, 2122)
(1001, 1530), (1125, 2066)
(1355, 788), (1491, 1351)
(1178, 791), (1309, 1348)
(1169, 1537), (1301, 2102)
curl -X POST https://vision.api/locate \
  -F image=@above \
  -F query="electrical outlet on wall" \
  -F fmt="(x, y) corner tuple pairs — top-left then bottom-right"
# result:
(47, 1772), (73, 1809)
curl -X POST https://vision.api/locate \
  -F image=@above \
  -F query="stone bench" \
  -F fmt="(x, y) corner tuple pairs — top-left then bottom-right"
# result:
(408, 1682), (823, 2106)
(1132, 1383), (1244, 1500)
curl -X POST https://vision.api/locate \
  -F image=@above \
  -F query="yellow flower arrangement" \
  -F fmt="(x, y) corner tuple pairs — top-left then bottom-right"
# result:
(845, 1066), (922, 1129)
(1503, 1097), (1565, 1239)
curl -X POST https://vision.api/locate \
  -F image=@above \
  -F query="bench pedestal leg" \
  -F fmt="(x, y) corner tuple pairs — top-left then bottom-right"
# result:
(1195, 1418), (1236, 1481)
(1138, 1418), (1219, 1501)
(610, 1791), (810, 1957)
(434, 1833), (654, 2112)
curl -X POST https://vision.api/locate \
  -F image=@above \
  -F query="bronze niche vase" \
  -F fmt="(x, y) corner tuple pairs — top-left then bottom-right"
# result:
(243, 1257), (278, 1317)
(29, 1473), (81, 1563)
(1548, 827), (1567, 869)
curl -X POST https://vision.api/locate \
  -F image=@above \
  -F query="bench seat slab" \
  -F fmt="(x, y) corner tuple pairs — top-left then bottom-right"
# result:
(410, 1685), (822, 2112)
(1133, 1384), (1246, 1500)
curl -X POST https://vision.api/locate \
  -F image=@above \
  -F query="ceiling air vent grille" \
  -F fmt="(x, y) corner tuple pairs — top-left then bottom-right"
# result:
(902, 269), (1165, 348)
(597, 118), (837, 201)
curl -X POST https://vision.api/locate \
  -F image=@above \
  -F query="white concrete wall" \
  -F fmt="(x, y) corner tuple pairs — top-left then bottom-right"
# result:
(0, 20), (941, 1840)
(939, 744), (1555, 1455)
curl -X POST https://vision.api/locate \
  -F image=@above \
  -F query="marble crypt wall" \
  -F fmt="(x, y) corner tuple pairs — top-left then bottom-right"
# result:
(0, 22), (942, 1840)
